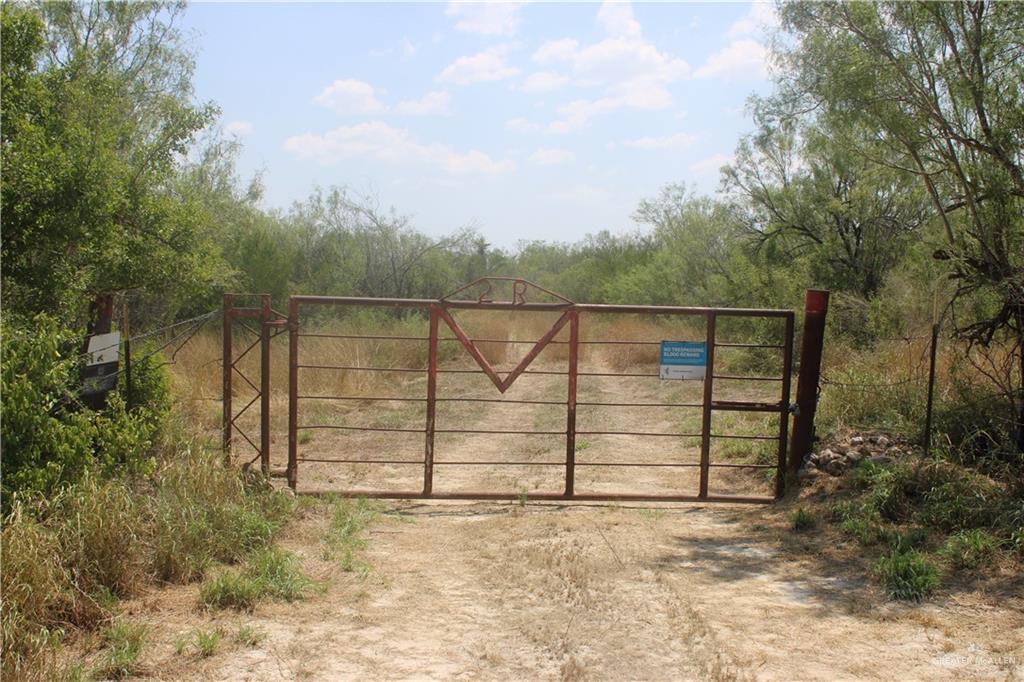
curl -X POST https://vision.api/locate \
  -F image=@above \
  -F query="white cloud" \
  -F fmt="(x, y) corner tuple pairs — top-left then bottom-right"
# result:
(506, 117), (540, 133)
(438, 46), (520, 85)
(520, 71), (569, 94)
(728, 3), (779, 38)
(445, 2), (524, 36)
(283, 121), (514, 175)
(596, 1), (641, 38)
(618, 132), (698, 150)
(529, 148), (575, 165)
(689, 153), (734, 175)
(533, 3), (689, 132)
(313, 79), (387, 114)
(693, 39), (769, 80)
(224, 120), (254, 137)
(394, 91), (452, 116)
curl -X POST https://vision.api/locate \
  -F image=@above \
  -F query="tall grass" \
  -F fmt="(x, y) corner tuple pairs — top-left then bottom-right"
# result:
(0, 417), (294, 679)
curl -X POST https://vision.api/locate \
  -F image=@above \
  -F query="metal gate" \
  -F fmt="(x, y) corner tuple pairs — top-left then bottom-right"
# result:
(223, 278), (795, 504)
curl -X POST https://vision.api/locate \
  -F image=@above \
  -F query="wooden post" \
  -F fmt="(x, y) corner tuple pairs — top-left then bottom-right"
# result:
(788, 289), (830, 475)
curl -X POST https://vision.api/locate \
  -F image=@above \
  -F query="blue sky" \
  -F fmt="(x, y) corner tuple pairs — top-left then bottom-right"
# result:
(181, 1), (777, 247)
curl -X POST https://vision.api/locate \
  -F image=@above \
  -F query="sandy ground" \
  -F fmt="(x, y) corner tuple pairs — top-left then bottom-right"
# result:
(137, 335), (1024, 681)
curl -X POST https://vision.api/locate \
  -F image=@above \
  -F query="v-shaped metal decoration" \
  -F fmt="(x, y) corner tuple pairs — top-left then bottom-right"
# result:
(436, 306), (572, 393)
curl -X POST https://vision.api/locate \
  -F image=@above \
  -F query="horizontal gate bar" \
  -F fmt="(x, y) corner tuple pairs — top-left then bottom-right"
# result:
(298, 425), (425, 433)
(297, 457), (423, 464)
(299, 333), (428, 341)
(710, 400), (784, 412)
(712, 374), (784, 382)
(296, 490), (775, 504)
(711, 434), (778, 441)
(297, 365), (426, 373)
(290, 295), (794, 319)
(435, 428), (563, 435)
(575, 461), (700, 467)
(576, 430), (703, 438)
(714, 342), (785, 349)
(577, 401), (702, 408)
(436, 397), (565, 405)
(298, 395), (428, 402)
(434, 460), (563, 466)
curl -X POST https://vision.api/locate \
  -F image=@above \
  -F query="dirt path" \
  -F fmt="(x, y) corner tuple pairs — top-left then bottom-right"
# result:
(179, 356), (1024, 681)
(180, 499), (1020, 682)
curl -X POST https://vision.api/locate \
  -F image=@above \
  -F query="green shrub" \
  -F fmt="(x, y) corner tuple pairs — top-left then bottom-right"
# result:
(1, 315), (96, 500)
(940, 530), (1001, 570)
(193, 628), (221, 658)
(875, 549), (940, 601)
(0, 315), (172, 504)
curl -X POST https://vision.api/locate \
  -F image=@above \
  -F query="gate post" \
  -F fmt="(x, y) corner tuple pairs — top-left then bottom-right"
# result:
(698, 312), (717, 499)
(287, 297), (299, 490)
(788, 289), (830, 476)
(260, 294), (272, 476)
(222, 293), (234, 462)
(564, 309), (579, 497)
(423, 305), (439, 495)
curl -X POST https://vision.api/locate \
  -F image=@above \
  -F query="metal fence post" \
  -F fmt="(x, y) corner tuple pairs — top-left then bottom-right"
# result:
(776, 312), (795, 498)
(423, 305), (439, 495)
(287, 297), (299, 490)
(260, 294), (272, 476)
(923, 322), (940, 456)
(222, 293), (234, 462)
(565, 309), (579, 496)
(788, 289), (830, 475)
(699, 312), (717, 499)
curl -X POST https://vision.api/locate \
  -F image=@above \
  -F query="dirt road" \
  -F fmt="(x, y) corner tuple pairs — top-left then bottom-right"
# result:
(167, 344), (1023, 681)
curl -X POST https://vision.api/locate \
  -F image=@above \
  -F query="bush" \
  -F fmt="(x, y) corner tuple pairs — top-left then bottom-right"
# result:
(875, 548), (939, 601)
(1, 315), (172, 503)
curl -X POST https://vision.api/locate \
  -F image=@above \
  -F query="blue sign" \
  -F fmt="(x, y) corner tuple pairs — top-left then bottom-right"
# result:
(659, 341), (707, 380)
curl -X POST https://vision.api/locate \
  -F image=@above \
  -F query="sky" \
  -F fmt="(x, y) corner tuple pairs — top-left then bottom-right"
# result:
(181, 1), (778, 248)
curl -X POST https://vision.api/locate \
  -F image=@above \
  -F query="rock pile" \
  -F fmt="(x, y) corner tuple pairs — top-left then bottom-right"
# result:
(805, 432), (912, 476)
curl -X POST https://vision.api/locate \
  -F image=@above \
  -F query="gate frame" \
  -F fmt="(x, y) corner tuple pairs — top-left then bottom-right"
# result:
(259, 279), (797, 504)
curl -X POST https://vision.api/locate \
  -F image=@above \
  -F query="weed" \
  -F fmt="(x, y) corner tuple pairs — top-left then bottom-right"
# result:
(174, 633), (190, 656)
(574, 439), (591, 452)
(194, 628), (221, 658)
(875, 549), (939, 601)
(323, 498), (378, 576)
(298, 430), (314, 445)
(201, 547), (311, 610)
(940, 529), (1001, 570)
(235, 624), (265, 647)
(93, 621), (147, 679)
(789, 507), (816, 532)
(200, 572), (262, 611)
(246, 547), (312, 601)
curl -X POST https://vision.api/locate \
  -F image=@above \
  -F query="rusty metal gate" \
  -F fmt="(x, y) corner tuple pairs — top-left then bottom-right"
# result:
(223, 278), (795, 504)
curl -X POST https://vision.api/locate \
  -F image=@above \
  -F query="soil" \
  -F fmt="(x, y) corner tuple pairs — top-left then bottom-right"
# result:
(117, 348), (1023, 681)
